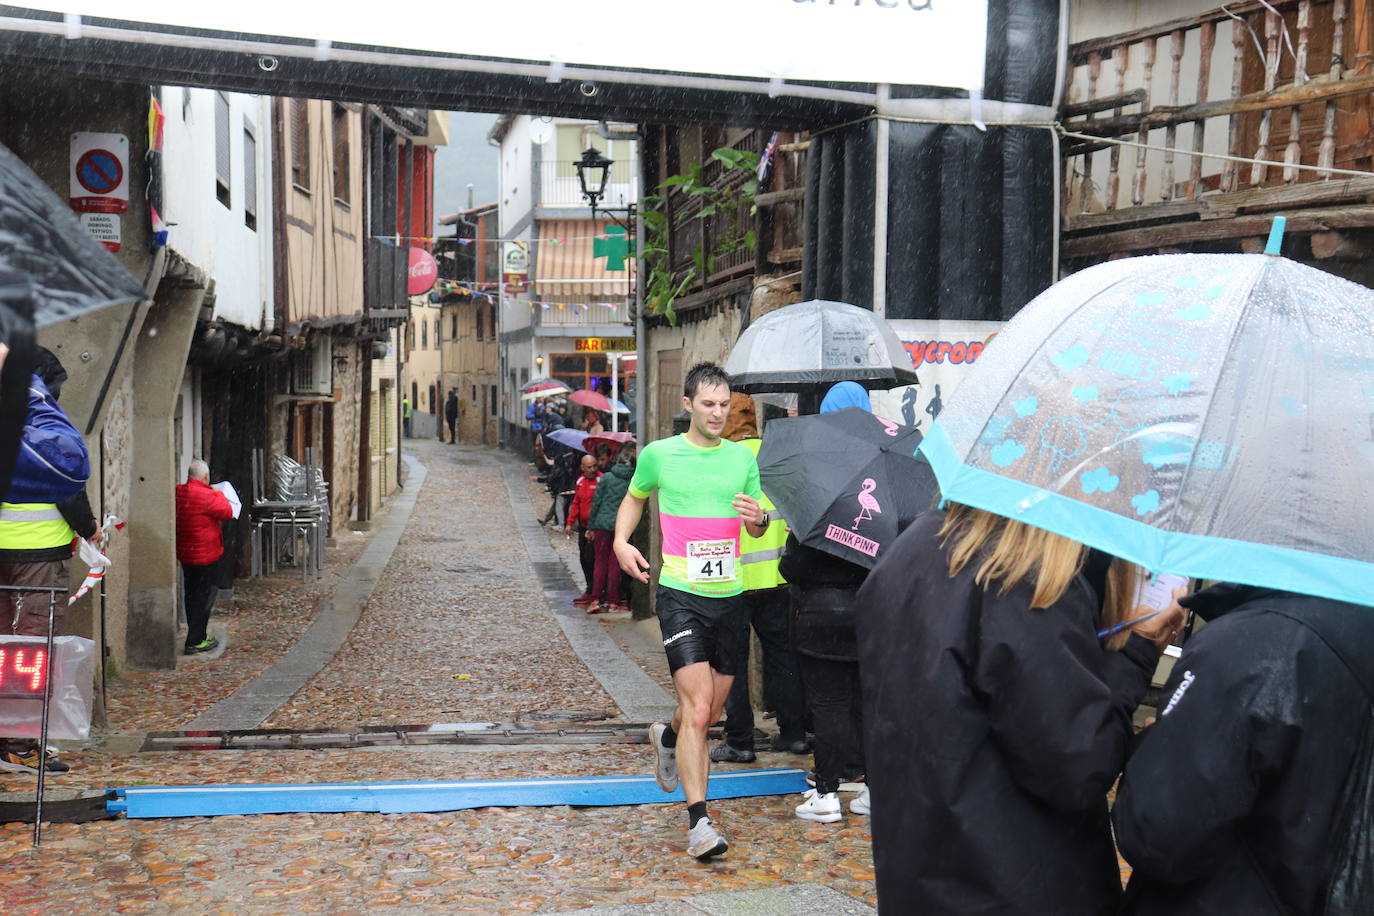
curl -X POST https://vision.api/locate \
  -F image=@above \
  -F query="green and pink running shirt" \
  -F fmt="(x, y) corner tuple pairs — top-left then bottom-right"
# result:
(628, 434), (763, 598)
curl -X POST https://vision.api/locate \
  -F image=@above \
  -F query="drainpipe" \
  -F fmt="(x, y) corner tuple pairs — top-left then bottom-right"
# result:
(271, 97), (289, 341)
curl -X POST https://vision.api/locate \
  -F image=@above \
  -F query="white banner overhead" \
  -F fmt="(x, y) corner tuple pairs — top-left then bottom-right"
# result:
(17, 1), (989, 92)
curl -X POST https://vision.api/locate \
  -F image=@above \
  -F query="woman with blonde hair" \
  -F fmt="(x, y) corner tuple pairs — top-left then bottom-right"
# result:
(854, 503), (1184, 915)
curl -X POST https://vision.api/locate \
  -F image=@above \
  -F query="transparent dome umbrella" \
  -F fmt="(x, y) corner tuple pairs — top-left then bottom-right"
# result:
(920, 251), (1374, 607)
(724, 299), (918, 394)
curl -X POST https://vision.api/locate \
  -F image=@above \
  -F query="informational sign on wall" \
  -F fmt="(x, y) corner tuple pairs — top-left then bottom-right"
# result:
(870, 319), (1004, 432)
(25, 2), (989, 92)
(69, 132), (129, 213)
(78, 212), (121, 252)
(503, 243), (529, 293)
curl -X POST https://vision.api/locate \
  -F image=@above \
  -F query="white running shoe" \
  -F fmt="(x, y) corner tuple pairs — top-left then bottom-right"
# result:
(650, 722), (679, 793)
(686, 817), (729, 860)
(795, 788), (843, 823)
(850, 786), (871, 816)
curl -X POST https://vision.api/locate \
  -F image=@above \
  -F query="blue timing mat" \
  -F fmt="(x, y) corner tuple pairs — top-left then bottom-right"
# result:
(108, 767), (809, 819)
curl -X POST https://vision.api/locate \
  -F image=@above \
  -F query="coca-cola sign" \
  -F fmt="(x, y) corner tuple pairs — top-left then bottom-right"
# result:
(407, 246), (438, 297)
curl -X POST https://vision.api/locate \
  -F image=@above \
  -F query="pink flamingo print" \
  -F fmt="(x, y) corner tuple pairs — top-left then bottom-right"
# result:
(853, 478), (882, 529)
(877, 417), (900, 437)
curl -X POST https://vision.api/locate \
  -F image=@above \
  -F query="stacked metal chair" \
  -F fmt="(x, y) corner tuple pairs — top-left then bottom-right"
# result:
(249, 449), (330, 580)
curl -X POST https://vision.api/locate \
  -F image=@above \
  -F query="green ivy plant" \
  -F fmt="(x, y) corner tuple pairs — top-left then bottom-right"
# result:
(640, 146), (761, 324)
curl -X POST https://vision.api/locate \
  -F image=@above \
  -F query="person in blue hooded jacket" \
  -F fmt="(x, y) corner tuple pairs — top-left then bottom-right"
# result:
(6, 373), (88, 505)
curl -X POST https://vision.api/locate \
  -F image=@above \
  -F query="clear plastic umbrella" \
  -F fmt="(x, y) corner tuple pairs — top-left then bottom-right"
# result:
(724, 300), (918, 393)
(921, 252), (1374, 607)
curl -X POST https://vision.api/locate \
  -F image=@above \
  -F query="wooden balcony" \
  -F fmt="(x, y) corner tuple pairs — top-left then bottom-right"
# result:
(1061, 0), (1374, 262)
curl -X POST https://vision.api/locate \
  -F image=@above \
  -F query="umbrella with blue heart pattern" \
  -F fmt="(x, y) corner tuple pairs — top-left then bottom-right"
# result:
(920, 252), (1374, 607)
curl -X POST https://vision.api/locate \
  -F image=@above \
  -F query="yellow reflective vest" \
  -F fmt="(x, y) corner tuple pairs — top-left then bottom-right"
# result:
(0, 502), (75, 552)
(739, 438), (788, 591)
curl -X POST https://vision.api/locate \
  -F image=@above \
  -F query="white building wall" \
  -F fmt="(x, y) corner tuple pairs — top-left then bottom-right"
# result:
(499, 115), (534, 231)
(160, 87), (274, 331)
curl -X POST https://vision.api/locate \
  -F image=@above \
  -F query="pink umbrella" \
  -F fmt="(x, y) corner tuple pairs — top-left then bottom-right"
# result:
(569, 389), (630, 413)
(585, 431), (635, 454)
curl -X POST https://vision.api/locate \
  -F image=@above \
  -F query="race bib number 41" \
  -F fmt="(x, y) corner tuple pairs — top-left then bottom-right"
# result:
(686, 539), (737, 583)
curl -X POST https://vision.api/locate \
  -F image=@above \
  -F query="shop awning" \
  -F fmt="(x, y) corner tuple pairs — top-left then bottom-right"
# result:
(533, 219), (633, 302)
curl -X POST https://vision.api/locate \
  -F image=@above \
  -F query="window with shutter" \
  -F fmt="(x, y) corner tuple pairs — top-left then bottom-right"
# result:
(243, 126), (257, 231)
(291, 99), (310, 189)
(215, 92), (231, 208)
(332, 104), (350, 204)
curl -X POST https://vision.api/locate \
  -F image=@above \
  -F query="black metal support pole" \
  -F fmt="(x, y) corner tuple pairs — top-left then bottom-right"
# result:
(33, 588), (59, 847)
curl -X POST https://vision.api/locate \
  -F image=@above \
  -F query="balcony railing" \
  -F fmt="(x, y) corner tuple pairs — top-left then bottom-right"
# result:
(1061, 0), (1374, 250)
(537, 300), (632, 329)
(538, 162), (638, 209)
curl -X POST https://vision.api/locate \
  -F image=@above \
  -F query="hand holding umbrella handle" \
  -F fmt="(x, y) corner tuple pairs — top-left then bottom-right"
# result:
(1128, 586), (1189, 651)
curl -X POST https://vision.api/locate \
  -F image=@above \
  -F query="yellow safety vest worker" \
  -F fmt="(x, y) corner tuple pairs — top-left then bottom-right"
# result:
(0, 503), (75, 552)
(738, 438), (788, 592)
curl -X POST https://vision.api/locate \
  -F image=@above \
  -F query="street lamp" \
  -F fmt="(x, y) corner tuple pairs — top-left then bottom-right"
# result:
(574, 146), (614, 212)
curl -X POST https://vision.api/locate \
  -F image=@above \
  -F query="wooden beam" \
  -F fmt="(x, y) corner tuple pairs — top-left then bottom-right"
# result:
(1310, 229), (1374, 259)
(1070, 1), (1297, 60)
(767, 246), (804, 265)
(1063, 177), (1374, 233)
(1061, 89), (1147, 119)
(1062, 203), (1374, 258)
(1063, 70), (1374, 139)
(754, 187), (805, 207)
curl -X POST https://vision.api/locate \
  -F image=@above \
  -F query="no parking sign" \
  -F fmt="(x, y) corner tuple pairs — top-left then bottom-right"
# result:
(69, 132), (129, 213)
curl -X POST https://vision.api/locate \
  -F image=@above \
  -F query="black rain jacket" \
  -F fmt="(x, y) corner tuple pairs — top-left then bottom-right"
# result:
(855, 510), (1159, 915)
(1113, 584), (1374, 915)
(779, 534), (868, 661)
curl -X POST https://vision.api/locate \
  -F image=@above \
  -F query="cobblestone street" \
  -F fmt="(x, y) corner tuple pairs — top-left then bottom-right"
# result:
(0, 441), (877, 914)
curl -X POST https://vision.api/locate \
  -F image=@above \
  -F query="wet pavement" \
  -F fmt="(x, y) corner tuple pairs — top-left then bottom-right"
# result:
(0, 440), (878, 914)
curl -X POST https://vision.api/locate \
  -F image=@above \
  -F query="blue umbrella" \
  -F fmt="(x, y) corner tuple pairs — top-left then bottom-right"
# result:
(920, 251), (1374, 607)
(546, 428), (589, 453)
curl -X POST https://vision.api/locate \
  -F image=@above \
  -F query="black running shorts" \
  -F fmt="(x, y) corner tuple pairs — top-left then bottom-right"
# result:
(655, 585), (747, 675)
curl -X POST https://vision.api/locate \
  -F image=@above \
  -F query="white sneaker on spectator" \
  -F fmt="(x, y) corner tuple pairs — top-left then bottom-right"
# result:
(850, 786), (871, 816)
(795, 788), (842, 823)
(649, 722), (679, 793)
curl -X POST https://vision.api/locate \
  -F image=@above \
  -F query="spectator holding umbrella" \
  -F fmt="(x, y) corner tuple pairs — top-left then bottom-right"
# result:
(856, 504), (1182, 914)
(782, 382), (879, 823)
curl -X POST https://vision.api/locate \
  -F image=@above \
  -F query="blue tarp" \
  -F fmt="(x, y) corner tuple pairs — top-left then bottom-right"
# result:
(109, 767), (810, 819)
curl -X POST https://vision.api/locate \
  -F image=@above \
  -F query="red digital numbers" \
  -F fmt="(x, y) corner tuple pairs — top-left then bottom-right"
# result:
(0, 648), (46, 695)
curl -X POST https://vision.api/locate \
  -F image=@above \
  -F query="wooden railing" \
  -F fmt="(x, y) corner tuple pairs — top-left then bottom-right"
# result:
(1061, 1), (1374, 229)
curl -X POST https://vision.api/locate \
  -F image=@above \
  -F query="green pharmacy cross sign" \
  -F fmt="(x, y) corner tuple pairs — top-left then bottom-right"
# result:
(593, 225), (635, 271)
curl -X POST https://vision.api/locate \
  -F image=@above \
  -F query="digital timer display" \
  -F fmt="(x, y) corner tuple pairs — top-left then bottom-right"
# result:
(0, 648), (47, 699)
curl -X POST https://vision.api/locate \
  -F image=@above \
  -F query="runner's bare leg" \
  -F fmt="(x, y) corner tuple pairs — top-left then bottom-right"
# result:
(671, 662), (735, 804)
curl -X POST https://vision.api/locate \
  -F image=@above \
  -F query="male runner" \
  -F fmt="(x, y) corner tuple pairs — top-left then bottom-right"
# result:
(614, 362), (768, 861)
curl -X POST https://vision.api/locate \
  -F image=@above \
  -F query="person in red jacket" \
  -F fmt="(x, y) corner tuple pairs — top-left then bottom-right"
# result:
(565, 454), (601, 610)
(175, 459), (233, 654)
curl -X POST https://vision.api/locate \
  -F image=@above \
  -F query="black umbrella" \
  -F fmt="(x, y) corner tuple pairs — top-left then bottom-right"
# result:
(0, 140), (146, 328)
(758, 407), (939, 569)
(0, 140), (146, 499)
